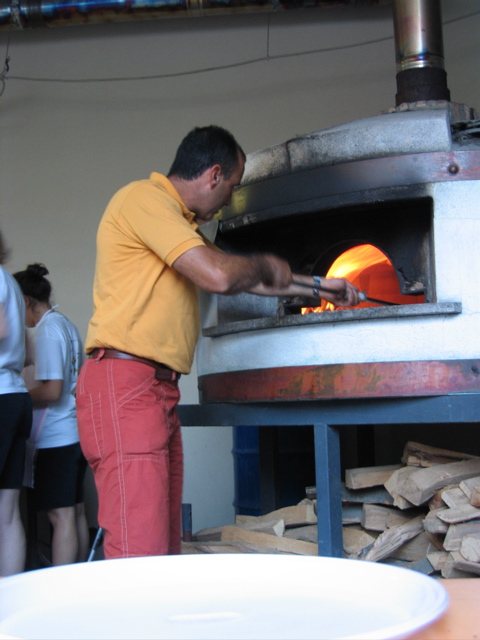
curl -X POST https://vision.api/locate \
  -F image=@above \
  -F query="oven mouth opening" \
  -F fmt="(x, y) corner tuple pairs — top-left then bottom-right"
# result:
(202, 195), (462, 339)
(301, 243), (426, 315)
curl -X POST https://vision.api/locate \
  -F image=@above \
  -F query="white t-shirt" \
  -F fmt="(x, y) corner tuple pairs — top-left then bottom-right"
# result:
(33, 309), (84, 449)
(0, 266), (28, 395)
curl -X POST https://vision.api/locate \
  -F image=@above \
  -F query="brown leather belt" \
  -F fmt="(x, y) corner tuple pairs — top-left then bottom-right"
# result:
(89, 348), (181, 381)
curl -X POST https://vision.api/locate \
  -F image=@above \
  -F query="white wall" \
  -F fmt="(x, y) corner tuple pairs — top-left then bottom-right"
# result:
(1, 0), (479, 532)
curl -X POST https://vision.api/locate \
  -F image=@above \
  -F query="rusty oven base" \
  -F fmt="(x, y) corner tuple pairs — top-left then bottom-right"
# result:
(199, 359), (480, 403)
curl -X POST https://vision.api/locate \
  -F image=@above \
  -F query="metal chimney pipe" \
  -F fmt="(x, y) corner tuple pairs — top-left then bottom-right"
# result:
(393, 0), (450, 105)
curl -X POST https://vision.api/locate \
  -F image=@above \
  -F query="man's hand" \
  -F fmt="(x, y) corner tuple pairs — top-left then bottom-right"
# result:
(256, 253), (293, 290)
(319, 277), (361, 307)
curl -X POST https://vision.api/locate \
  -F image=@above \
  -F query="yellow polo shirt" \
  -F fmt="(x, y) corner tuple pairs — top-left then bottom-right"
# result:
(85, 173), (206, 374)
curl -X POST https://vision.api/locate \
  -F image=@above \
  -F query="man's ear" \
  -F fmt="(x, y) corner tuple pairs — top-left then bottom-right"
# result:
(210, 164), (222, 187)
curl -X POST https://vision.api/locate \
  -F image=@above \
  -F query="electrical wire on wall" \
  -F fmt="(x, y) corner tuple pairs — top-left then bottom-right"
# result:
(0, 8), (479, 89)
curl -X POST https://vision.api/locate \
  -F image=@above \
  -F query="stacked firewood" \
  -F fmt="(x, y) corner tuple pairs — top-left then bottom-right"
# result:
(340, 441), (480, 577)
(182, 502), (319, 556)
(182, 441), (480, 578)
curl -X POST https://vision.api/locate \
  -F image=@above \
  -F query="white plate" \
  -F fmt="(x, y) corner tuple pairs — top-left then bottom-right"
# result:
(0, 554), (448, 640)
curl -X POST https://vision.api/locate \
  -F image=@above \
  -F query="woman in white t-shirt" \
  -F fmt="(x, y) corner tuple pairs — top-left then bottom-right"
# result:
(0, 233), (32, 576)
(14, 263), (89, 566)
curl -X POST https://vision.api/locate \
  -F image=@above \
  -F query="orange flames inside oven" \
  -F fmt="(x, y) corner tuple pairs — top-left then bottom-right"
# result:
(301, 244), (425, 314)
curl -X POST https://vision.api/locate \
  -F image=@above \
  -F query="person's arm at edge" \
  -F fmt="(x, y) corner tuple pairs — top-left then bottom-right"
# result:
(29, 379), (63, 405)
(0, 303), (7, 339)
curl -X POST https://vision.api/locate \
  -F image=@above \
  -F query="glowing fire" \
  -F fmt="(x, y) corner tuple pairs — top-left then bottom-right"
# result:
(301, 244), (425, 314)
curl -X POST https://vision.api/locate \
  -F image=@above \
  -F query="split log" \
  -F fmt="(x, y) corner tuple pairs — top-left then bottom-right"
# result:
(235, 503), (316, 528)
(459, 477), (480, 507)
(459, 476), (480, 499)
(305, 482), (393, 504)
(265, 503), (317, 527)
(341, 483), (394, 506)
(230, 542), (292, 554)
(406, 556), (436, 575)
(397, 458), (480, 506)
(437, 504), (480, 525)
(342, 503), (363, 525)
(361, 504), (417, 532)
(283, 525), (318, 544)
(460, 533), (480, 563)
(296, 498), (318, 517)
(393, 496), (415, 510)
(183, 540), (294, 554)
(221, 525), (318, 555)
(424, 530), (446, 551)
(441, 486), (469, 508)
(428, 484), (458, 510)
(389, 531), (432, 562)
(423, 508), (449, 534)
(181, 541), (280, 554)
(193, 525), (224, 542)
(401, 441), (477, 467)
(343, 526), (377, 557)
(427, 549), (449, 571)
(382, 556), (436, 576)
(181, 541), (210, 554)
(345, 464), (401, 490)
(441, 551), (480, 578)
(363, 515), (424, 563)
(428, 490), (447, 511)
(235, 515), (256, 524)
(236, 518), (285, 537)
(384, 466), (417, 509)
(471, 486), (480, 508)
(444, 521), (480, 552)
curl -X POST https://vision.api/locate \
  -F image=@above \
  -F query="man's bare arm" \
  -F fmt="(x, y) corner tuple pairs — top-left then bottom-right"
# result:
(250, 275), (361, 307)
(172, 245), (293, 295)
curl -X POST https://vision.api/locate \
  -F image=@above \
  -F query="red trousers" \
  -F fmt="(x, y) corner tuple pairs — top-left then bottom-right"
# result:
(76, 357), (183, 559)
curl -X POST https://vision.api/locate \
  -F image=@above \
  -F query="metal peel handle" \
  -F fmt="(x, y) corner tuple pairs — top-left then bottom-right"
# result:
(358, 291), (399, 306)
(293, 281), (398, 306)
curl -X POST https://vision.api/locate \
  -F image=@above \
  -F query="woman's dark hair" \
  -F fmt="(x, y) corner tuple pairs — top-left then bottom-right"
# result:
(13, 263), (52, 305)
(167, 125), (246, 181)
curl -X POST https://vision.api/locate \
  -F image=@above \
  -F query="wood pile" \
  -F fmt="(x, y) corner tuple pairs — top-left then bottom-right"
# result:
(182, 441), (480, 578)
(182, 503), (319, 556)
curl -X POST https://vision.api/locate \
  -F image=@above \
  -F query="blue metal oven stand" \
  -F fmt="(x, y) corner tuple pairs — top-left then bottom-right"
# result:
(178, 394), (480, 557)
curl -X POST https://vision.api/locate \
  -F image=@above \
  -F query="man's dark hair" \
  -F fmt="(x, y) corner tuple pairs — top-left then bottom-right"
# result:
(167, 125), (246, 181)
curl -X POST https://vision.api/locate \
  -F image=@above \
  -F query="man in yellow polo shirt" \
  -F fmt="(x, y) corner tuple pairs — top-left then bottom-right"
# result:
(76, 125), (360, 559)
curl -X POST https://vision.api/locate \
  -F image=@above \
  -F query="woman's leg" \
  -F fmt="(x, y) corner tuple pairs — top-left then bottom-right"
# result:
(75, 502), (90, 562)
(47, 506), (78, 566)
(0, 393), (32, 575)
(0, 489), (26, 575)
